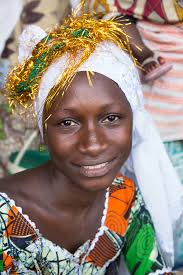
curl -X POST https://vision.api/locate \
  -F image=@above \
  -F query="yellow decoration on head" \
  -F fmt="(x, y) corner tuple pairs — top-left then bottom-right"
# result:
(5, 3), (136, 114)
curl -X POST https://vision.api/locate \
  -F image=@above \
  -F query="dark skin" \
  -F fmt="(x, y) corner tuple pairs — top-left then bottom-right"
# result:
(0, 72), (133, 253)
(116, 17), (165, 74)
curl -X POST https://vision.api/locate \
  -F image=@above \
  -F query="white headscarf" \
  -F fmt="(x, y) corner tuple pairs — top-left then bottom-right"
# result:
(19, 25), (183, 268)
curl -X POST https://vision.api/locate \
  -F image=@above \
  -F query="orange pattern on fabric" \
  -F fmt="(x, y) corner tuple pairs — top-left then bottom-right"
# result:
(11, 212), (37, 237)
(85, 255), (92, 263)
(85, 232), (117, 267)
(3, 252), (13, 270)
(85, 176), (136, 267)
(5, 206), (18, 237)
(105, 176), (135, 236)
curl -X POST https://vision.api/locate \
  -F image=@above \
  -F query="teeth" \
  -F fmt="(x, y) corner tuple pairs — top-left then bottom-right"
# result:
(83, 162), (108, 170)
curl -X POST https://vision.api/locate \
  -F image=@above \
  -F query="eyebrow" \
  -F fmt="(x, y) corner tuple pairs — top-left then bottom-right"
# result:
(62, 102), (123, 112)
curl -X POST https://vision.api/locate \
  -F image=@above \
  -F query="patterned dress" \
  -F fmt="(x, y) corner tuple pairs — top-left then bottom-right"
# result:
(0, 175), (172, 274)
(76, 0), (183, 23)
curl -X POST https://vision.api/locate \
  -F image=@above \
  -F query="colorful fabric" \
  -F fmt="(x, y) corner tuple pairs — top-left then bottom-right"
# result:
(111, 0), (183, 23)
(0, 175), (171, 274)
(73, 0), (183, 23)
(164, 140), (183, 184)
(137, 20), (183, 141)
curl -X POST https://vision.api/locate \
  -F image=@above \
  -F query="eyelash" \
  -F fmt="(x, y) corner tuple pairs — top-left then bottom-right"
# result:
(58, 114), (121, 128)
(59, 119), (78, 128)
(102, 114), (121, 123)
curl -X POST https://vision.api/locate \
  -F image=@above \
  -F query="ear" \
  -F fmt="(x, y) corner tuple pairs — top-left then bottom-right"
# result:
(18, 25), (47, 63)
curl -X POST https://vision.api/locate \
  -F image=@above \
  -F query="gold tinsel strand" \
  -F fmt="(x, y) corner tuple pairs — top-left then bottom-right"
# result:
(5, 9), (137, 115)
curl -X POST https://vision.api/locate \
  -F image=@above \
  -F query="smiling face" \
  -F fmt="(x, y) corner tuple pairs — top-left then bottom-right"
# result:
(44, 72), (133, 191)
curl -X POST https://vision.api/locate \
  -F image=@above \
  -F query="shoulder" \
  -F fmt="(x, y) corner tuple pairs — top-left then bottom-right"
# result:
(0, 163), (49, 210)
(0, 171), (33, 226)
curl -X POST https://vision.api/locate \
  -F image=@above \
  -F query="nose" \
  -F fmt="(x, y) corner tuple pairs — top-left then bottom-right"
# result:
(78, 123), (107, 157)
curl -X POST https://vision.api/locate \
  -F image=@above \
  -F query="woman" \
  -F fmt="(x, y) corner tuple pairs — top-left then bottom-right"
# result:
(71, 0), (183, 186)
(1, 11), (183, 274)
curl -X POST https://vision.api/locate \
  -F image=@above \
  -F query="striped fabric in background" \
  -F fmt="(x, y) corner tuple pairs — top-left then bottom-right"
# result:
(137, 21), (183, 142)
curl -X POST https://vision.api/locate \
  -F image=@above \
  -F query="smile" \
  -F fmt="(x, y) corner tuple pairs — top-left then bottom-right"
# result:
(78, 159), (116, 178)
(82, 162), (108, 170)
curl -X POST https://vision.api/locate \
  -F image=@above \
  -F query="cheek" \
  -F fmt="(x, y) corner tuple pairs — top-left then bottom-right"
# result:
(119, 130), (132, 153)
(46, 129), (76, 161)
(113, 120), (132, 156)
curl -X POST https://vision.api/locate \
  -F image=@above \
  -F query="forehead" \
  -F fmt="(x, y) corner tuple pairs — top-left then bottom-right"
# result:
(51, 71), (131, 111)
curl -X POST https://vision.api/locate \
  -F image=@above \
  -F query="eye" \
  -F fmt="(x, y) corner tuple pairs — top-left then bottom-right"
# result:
(59, 119), (78, 128)
(102, 114), (120, 123)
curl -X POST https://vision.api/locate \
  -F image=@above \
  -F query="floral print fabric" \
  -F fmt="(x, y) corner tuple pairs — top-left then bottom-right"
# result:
(0, 175), (172, 274)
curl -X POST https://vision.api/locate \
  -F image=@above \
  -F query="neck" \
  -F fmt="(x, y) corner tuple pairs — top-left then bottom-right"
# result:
(45, 162), (106, 211)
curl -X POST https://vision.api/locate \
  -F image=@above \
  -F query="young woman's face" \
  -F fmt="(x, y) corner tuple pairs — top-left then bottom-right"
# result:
(45, 72), (133, 191)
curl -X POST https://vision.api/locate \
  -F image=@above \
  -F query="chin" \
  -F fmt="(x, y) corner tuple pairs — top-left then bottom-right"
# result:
(77, 173), (117, 192)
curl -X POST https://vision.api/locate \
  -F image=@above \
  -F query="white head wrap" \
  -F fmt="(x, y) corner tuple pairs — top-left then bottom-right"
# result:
(19, 25), (183, 267)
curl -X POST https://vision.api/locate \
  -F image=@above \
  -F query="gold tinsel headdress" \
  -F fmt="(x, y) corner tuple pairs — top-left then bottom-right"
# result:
(5, 9), (135, 113)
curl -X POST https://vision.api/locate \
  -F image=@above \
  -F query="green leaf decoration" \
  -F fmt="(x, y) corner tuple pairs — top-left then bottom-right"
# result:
(71, 28), (89, 38)
(15, 81), (31, 94)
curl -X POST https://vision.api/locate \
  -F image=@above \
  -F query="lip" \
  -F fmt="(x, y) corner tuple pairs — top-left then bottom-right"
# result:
(75, 158), (116, 178)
